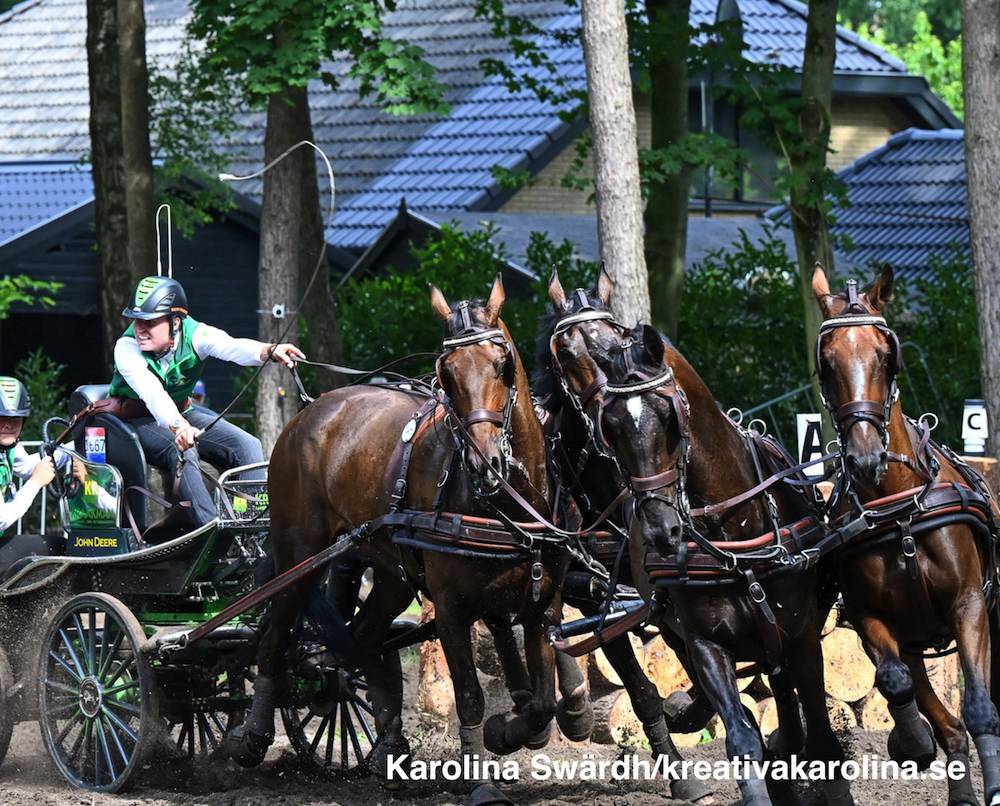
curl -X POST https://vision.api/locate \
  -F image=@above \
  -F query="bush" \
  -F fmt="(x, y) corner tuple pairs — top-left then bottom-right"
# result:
(679, 226), (977, 447)
(15, 348), (68, 441)
(335, 223), (596, 374)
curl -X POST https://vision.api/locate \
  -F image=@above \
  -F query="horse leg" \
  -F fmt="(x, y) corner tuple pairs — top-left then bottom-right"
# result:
(951, 590), (1000, 805)
(483, 615), (553, 748)
(764, 667), (805, 759)
(351, 567), (414, 783)
(484, 611), (558, 755)
(554, 647), (592, 742)
(596, 625), (712, 803)
(904, 654), (979, 806)
(433, 597), (492, 790)
(687, 636), (770, 806)
(785, 632), (854, 806)
(856, 615), (937, 767)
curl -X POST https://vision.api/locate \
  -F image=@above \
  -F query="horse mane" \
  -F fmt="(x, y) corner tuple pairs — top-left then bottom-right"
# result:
(531, 286), (612, 405)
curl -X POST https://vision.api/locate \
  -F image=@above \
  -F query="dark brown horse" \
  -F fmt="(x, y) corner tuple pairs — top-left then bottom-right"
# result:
(228, 275), (569, 793)
(536, 271), (711, 803)
(813, 265), (1000, 806)
(564, 319), (852, 806)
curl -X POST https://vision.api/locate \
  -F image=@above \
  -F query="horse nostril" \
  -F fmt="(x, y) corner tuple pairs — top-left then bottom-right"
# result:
(490, 455), (502, 473)
(669, 525), (681, 540)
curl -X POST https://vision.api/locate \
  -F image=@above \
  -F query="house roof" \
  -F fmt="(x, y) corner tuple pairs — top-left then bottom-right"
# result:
(791, 128), (967, 280)
(0, 0), (955, 261)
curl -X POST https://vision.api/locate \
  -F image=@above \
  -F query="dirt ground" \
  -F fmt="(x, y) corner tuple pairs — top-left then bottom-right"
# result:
(0, 717), (985, 806)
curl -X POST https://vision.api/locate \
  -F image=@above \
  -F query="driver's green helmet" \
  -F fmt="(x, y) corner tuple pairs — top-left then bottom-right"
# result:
(0, 376), (30, 418)
(122, 276), (189, 320)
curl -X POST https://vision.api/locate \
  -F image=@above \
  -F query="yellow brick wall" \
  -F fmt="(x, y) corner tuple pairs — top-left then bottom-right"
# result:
(501, 93), (915, 214)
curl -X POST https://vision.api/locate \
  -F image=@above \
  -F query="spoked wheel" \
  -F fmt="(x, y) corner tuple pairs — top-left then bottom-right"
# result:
(0, 644), (13, 767)
(280, 665), (377, 778)
(37, 592), (156, 792)
(164, 672), (247, 759)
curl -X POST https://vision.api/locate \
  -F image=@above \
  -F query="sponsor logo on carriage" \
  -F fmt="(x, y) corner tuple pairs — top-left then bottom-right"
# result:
(72, 535), (119, 549)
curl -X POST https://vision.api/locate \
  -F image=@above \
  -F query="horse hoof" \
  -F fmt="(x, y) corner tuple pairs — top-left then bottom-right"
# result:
(670, 777), (714, 803)
(484, 714), (519, 756)
(766, 727), (804, 760)
(524, 721), (552, 750)
(370, 737), (412, 779)
(556, 694), (594, 742)
(887, 718), (936, 769)
(225, 724), (271, 768)
(468, 782), (514, 806)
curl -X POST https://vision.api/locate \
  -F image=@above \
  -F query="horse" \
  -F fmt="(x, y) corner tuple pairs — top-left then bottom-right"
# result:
(812, 264), (1000, 806)
(559, 317), (853, 806)
(535, 270), (712, 803)
(227, 275), (570, 798)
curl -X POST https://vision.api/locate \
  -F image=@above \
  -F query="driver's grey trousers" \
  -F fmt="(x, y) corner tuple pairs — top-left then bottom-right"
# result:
(129, 404), (264, 528)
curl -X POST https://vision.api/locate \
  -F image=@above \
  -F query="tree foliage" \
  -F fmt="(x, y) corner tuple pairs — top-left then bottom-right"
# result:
(844, 12), (963, 118)
(336, 224), (595, 373)
(188, 0), (448, 114)
(0, 276), (61, 320)
(839, 0), (960, 49)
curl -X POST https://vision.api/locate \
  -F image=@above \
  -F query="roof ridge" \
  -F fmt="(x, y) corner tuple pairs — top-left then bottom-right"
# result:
(766, 0), (907, 74)
(0, 0), (43, 26)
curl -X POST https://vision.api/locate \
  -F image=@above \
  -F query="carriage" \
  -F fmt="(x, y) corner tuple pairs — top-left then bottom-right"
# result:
(0, 384), (384, 792)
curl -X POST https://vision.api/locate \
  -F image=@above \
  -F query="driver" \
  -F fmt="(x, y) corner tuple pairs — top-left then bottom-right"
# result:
(106, 276), (303, 529)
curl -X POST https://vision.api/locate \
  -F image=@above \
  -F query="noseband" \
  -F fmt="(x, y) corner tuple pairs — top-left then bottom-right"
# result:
(815, 280), (902, 450)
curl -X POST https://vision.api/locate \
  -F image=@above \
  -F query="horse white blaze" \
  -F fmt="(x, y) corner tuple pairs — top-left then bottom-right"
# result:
(626, 396), (643, 429)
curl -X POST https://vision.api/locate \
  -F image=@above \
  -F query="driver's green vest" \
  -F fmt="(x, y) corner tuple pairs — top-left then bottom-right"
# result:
(0, 447), (16, 502)
(107, 317), (206, 408)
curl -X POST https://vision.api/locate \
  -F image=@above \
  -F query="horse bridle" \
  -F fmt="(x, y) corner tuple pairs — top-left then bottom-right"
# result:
(815, 279), (902, 453)
(548, 293), (623, 461)
(436, 301), (518, 479)
(601, 342), (692, 527)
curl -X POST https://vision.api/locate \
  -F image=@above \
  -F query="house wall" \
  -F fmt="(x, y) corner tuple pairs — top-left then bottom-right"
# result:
(501, 93), (918, 215)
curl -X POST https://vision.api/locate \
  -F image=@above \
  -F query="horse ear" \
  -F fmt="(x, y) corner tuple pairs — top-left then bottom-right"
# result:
(811, 264), (834, 316)
(548, 269), (567, 308)
(597, 263), (613, 306)
(485, 272), (505, 325)
(641, 324), (665, 367)
(429, 284), (451, 322)
(868, 264), (894, 311)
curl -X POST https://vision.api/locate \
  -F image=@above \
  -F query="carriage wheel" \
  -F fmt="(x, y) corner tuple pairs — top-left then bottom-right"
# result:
(280, 666), (377, 777)
(165, 672), (246, 759)
(37, 593), (156, 792)
(0, 644), (13, 768)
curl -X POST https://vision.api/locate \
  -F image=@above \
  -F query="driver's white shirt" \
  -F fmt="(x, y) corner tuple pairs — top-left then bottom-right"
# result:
(114, 322), (266, 429)
(0, 443), (71, 532)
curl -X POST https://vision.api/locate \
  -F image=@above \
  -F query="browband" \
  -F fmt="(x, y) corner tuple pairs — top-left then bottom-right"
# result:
(605, 369), (675, 396)
(442, 328), (506, 349)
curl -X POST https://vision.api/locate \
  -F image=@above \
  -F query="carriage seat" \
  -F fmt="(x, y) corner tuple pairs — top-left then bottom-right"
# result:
(69, 384), (151, 533)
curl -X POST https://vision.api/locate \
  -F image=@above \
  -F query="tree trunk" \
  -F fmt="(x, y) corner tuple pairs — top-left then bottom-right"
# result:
(644, 0), (690, 340)
(117, 0), (155, 282)
(580, 0), (650, 327)
(788, 0), (837, 422)
(963, 0), (1000, 462)
(87, 0), (131, 369)
(255, 83), (327, 455)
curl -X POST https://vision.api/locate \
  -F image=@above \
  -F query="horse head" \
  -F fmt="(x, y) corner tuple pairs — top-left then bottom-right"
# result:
(600, 323), (689, 557)
(431, 274), (519, 493)
(812, 264), (900, 488)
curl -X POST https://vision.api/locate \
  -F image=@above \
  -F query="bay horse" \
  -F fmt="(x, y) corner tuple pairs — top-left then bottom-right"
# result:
(227, 275), (569, 795)
(568, 320), (852, 806)
(536, 270), (711, 803)
(813, 264), (1000, 806)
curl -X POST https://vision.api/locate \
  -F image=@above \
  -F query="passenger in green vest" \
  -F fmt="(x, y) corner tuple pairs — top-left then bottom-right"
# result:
(107, 276), (303, 529)
(0, 376), (64, 532)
